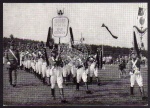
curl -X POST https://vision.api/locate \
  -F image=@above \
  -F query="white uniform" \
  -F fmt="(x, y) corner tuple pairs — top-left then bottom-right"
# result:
(71, 65), (77, 78)
(50, 66), (63, 89)
(20, 52), (24, 66)
(63, 63), (71, 77)
(76, 58), (88, 83)
(24, 51), (29, 68)
(27, 58), (31, 69)
(3, 56), (6, 65)
(42, 61), (47, 78)
(37, 58), (43, 75)
(35, 60), (39, 73)
(129, 59), (143, 87)
(89, 61), (97, 77)
(76, 67), (87, 83)
(46, 66), (51, 77)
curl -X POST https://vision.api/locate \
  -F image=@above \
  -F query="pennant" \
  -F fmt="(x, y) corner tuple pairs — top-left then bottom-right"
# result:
(44, 48), (49, 66)
(46, 27), (54, 49)
(102, 23), (118, 39)
(46, 27), (51, 47)
(96, 50), (100, 69)
(69, 27), (74, 47)
(133, 26), (147, 34)
(133, 31), (140, 57)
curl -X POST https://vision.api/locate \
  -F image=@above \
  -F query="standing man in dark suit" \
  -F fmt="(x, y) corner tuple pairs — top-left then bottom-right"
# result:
(6, 42), (19, 87)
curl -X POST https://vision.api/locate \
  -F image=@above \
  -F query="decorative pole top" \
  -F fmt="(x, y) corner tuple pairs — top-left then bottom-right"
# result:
(57, 9), (64, 16)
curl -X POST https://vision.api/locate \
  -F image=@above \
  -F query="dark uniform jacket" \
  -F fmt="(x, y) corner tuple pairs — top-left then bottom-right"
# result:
(6, 49), (19, 69)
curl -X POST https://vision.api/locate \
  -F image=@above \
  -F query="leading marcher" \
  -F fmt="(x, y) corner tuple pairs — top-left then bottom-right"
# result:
(128, 50), (147, 100)
(6, 41), (19, 87)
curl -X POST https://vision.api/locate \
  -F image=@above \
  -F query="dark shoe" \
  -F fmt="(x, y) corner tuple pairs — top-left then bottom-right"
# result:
(139, 87), (145, 98)
(76, 83), (79, 90)
(9, 81), (12, 85)
(90, 77), (93, 83)
(86, 90), (92, 94)
(142, 96), (148, 100)
(13, 84), (16, 87)
(52, 96), (56, 100)
(47, 84), (51, 86)
(73, 77), (76, 84)
(61, 99), (67, 103)
(51, 89), (55, 99)
(130, 87), (134, 95)
(97, 83), (101, 86)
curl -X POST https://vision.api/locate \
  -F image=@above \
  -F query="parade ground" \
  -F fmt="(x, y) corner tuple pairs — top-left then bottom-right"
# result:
(3, 64), (148, 106)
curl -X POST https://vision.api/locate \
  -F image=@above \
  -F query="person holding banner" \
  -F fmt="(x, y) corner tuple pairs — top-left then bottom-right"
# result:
(128, 50), (147, 100)
(50, 54), (67, 103)
(6, 42), (19, 87)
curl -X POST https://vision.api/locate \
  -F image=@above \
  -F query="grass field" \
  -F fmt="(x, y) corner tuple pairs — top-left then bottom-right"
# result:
(3, 64), (148, 106)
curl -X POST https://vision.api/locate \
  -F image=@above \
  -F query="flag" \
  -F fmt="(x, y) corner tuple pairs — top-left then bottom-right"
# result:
(46, 27), (51, 47)
(138, 7), (144, 16)
(96, 50), (100, 69)
(46, 27), (54, 49)
(44, 48), (49, 66)
(102, 23), (118, 39)
(69, 27), (74, 47)
(133, 31), (140, 57)
(100, 50), (103, 69)
(133, 26), (147, 35)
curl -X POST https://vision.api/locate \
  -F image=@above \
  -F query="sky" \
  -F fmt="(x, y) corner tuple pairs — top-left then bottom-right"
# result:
(3, 3), (148, 50)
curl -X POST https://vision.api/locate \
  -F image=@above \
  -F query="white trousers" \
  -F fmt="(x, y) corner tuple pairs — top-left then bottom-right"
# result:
(51, 67), (63, 89)
(46, 67), (51, 77)
(37, 61), (42, 74)
(89, 68), (98, 77)
(63, 65), (71, 77)
(71, 65), (77, 77)
(41, 62), (47, 78)
(27, 60), (31, 69)
(76, 67), (87, 83)
(130, 71), (143, 87)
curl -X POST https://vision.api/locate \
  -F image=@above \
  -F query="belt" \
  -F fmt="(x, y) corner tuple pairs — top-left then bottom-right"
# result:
(78, 65), (83, 69)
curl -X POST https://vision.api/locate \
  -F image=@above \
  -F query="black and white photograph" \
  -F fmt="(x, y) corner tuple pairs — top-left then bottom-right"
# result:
(3, 3), (148, 106)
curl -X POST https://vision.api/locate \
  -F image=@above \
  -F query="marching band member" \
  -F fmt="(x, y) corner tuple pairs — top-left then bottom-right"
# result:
(6, 41), (19, 87)
(89, 57), (96, 83)
(88, 56), (101, 86)
(118, 58), (126, 78)
(19, 48), (25, 70)
(37, 50), (43, 80)
(26, 53), (32, 73)
(75, 57), (91, 94)
(71, 58), (77, 84)
(50, 55), (67, 103)
(128, 50), (147, 100)
(62, 59), (72, 86)
(41, 55), (47, 84)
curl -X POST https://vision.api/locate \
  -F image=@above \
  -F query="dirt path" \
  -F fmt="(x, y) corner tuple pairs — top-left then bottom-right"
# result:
(3, 65), (148, 106)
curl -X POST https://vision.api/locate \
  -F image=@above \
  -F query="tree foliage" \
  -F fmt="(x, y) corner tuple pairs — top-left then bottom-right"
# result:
(3, 37), (147, 58)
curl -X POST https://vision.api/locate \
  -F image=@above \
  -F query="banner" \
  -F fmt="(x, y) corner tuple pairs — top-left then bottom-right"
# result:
(52, 17), (69, 37)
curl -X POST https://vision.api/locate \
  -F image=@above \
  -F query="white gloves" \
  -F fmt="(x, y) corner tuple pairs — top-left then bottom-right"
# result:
(129, 71), (133, 75)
